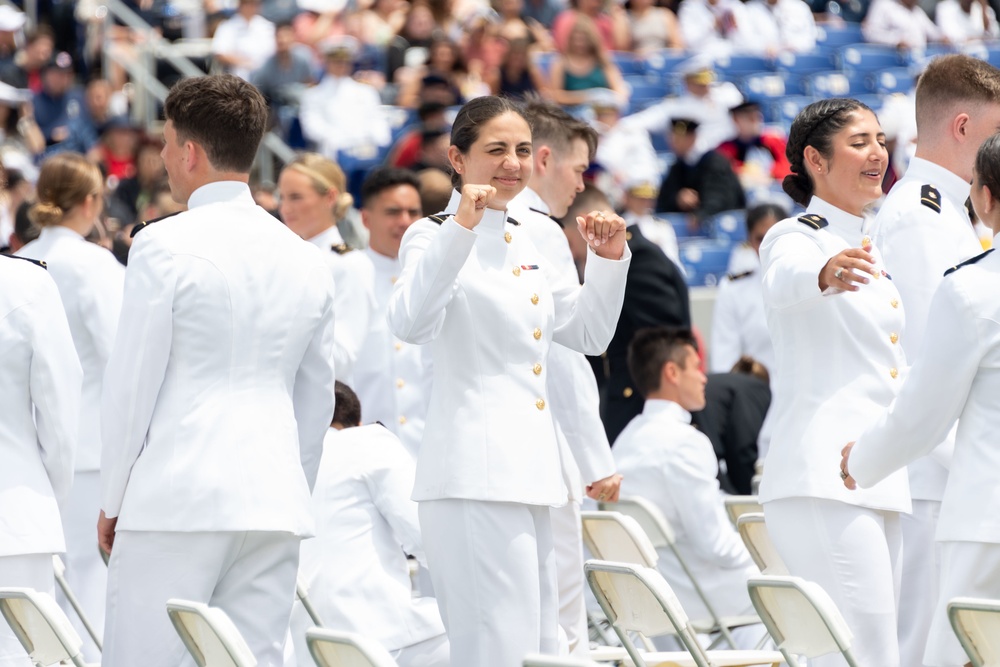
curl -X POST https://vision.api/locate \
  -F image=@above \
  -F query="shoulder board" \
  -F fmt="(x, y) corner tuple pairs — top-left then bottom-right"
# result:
(131, 210), (182, 238)
(4, 254), (46, 269)
(944, 248), (993, 276)
(529, 207), (560, 226)
(920, 184), (941, 213)
(726, 269), (755, 281)
(331, 243), (353, 255)
(427, 212), (449, 226)
(507, 216), (521, 227)
(797, 213), (828, 230)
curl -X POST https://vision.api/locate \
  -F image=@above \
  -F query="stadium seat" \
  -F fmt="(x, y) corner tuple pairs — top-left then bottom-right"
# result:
(643, 49), (691, 79)
(837, 44), (908, 74)
(738, 73), (788, 100)
(714, 54), (774, 79)
(706, 209), (748, 244)
(773, 51), (835, 75)
(870, 67), (915, 95)
(678, 238), (733, 287)
(612, 51), (645, 76)
(804, 70), (870, 97)
(815, 22), (864, 47)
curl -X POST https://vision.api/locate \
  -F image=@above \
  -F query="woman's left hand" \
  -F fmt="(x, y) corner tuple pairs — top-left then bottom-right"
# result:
(576, 209), (627, 259)
(840, 442), (857, 490)
(587, 473), (624, 503)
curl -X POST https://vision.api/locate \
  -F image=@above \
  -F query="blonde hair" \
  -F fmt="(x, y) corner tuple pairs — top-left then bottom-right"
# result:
(29, 152), (103, 228)
(283, 152), (354, 221)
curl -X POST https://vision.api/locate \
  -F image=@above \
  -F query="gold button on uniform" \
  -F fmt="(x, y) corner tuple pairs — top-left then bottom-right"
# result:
(395, 342), (402, 351)
(533, 363), (542, 375)
(890, 368), (898, 379)
(536, 399), (546, 410)
(399, 416), (407, 424)
(623, 387), (633, 398)
(533, 327), (542, 340)
(890, 333), (898, 344)
(513, 266), (521, 276)
(396, 378), (405, 388)
(504, 232), (512, 243)
(531, 294), (539, 305)
(891, 299), (899, 309)
(391, 276), (398, 284)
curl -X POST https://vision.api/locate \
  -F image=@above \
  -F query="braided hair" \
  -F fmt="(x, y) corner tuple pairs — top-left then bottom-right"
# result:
(783, 98), (875, 206)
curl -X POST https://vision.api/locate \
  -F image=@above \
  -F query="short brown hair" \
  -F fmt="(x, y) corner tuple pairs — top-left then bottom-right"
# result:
(915, 55), (1000, 133)
(163, 74), (268, 173)
(30, 152), (102, 228)
(522, 97), (598, 161)
(627, 327), (698, 397)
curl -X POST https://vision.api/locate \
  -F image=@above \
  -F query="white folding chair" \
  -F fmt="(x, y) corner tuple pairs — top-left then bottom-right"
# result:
(723, 496), (763, 528)
(522, 655), (603, 666)
(296, 581), (325, 628)
(51, 555), (102, 652)
(0, 587), (94, 667)
(747, 575), (858, 667)
(735, 514), (788, 575)
(948, 597), (1000, 667)
(584, 560), (783, 667)
(165, 599), (256, 667)
(306, 627), (399, 667)
(594, 499), (760, 649)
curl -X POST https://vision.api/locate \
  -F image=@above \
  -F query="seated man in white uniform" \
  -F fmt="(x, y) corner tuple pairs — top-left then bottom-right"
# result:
(612, 327), (760, 647)
(291, 382), (449, 667)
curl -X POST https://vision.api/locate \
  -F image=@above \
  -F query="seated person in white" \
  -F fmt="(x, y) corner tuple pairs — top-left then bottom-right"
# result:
(612, 327), (760, 646)
(290, 382), (449, 667)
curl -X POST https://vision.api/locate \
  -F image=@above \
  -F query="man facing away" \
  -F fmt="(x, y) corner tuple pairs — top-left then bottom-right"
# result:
(97, 74), (337, 667)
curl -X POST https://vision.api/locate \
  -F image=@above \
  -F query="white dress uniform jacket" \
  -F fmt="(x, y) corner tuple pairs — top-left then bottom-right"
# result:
(388, 190), (630, 506)
(100, 182), (336, 536)
(17, 226), (124, 472)
(0, 256), (81, 557)
(292, 424), (445, 658)
(307, 225), (376, 385)
(709, 264), (774, 375)
(354, 248), (432, 455)
(299, 75), (391, 162)
(621, 83), (743, 158)
(863, 0), (942, 49)
(876, 157), (982, 500)
(743, 0), (817, 54)
(935, 0), (1000, 43)
(759, 197), (910, 512)
(613, 400), (758, 619)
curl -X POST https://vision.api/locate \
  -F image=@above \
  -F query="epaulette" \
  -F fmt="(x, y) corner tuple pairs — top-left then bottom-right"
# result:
(726, 269), (755, 281)
(507, 216), (520, 226)
(944, 248), (993, 276)
(427, 213), (448, 225)
(921, 184), (941, 213)
(529, 207), (561, 226)
(331, 243), (353, 255)
(131, 210), (182, 238)
(4, 254), (46, 269)
(798, 213), (828, 230)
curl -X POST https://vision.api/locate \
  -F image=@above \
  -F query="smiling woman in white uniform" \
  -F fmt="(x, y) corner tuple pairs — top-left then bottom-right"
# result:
(388, 95), (631, 666)
(758, 97), (911, 667)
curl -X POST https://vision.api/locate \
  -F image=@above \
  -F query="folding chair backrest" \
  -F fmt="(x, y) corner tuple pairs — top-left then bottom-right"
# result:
(599, 497), (675, 550)
(306, 627), (399, 667)
(166, 599), (257, 667)
(522, 655), (603, 667)
(747, 575), (855, 664)
(580, 511), (658, 567)
(737, 513), (788, 575)
(723, 495), (763, 527)
(0, 587), (85, 666)
(584, 560), (709, 667)
(948, 597), (1000, 667)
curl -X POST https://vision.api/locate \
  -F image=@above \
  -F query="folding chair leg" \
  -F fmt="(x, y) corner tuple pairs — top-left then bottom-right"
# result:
(54, 568), (103, 651)
(587, 610), (616, 647)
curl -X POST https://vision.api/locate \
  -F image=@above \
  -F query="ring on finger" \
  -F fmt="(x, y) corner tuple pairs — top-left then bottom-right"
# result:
(840, 470), (848, 481)
(834, 267), (844, 280)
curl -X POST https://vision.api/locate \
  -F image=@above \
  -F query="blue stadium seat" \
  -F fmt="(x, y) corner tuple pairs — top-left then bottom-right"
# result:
(643, 49), (690, 78)
(870, 67), (915, 94)
(625, 76), (669, 113)
(714, 54), (774, 78)
(771, 95), (817, 130)
(837, 44), (908, 73)
(853, 93), (886, 114)
(739, 73), (789, 100)
(805, 70), (870, 96)
(612, 51), (645, 76)
(678, 239), (734, 287)
(706, 209), (748, 244)
(773, 51), (835, 75)
(815, 22), (864, 47)
(657, 212), (696, 238)
(533, 51), (557, 78)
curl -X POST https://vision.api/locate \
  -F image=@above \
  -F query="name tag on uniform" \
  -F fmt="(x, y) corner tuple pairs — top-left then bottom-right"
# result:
(520, 265), (540, 270)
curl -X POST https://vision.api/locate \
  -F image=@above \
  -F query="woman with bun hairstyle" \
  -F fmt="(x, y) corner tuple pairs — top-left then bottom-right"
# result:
(16, 151), (125, 660)
(387, 95), (630, 666)
(278, 152), (375, 385)
(757, 98), (910, 667)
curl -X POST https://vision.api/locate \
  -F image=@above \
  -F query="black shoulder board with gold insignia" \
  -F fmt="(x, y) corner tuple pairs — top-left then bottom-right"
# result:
(331, 243), (353, 255)
(945, 248), (993, 276)
(131, 210), (182, 238)
(506, 216), (521, 226)
(797, 213), (828, 230)
(921, 184), (941, 213)
(4, 254), (46, 269)
(529, 207), (560, 227)
(427, 212), (449, 225)
(727, 269), (755, 281)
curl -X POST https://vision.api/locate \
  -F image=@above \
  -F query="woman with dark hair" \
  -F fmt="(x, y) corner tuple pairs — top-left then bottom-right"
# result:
(387, 95), (630, 665)
(757, 98), (910, 667)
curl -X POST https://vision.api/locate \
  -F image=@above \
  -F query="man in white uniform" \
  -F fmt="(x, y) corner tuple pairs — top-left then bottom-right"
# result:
(613, 327), (760, 645)
(210, 0), (276, 81)
(508, 100), (622, 657)
(353, 168), (432, 455)
(98, 74), (337, 667)
(0, 254), (81, 667)
(291, 382), (449, 666)
(872, 54), (1000, 667)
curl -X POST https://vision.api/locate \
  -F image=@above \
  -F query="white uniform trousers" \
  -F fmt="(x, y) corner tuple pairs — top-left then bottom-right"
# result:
(926, 542), (1000, 666)
(551, 499), (588, 656)
(0, 555), (54, 667)
(390, 632), (451, 667)
(103, 530), (300, 667)
(764, 497), (903, 667)
(898, 499), (940, 667)
(56, 470), (105, 662)
(418, 499), (560, 667)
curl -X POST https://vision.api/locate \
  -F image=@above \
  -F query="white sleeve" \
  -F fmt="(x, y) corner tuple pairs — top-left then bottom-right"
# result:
(100, 234), (176, 518)
(210, 21), (235, 55)
(367, 433), (427, 567)
(863, 1), (903, 45)
(81, 258), (125, 370)
(29, 274), (82, 503)
(330, 251), (375, 383)
(709, 280), (742, 373)
(550, 245), (631, 355)
(760, 230), (830, 312)
(298, 89), (337, 148)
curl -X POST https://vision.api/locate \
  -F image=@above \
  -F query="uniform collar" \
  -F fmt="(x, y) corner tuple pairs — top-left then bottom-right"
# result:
(808, 196), (870, 235)
(38, 225), (84, 242)
(444, 189), (514, 233)
(514, 187), (550, 215)
(641, 398), (692, 424)
(307, 224), (345, 249)
(902, 157), (971, 210)
(187, 181), (256, 210)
